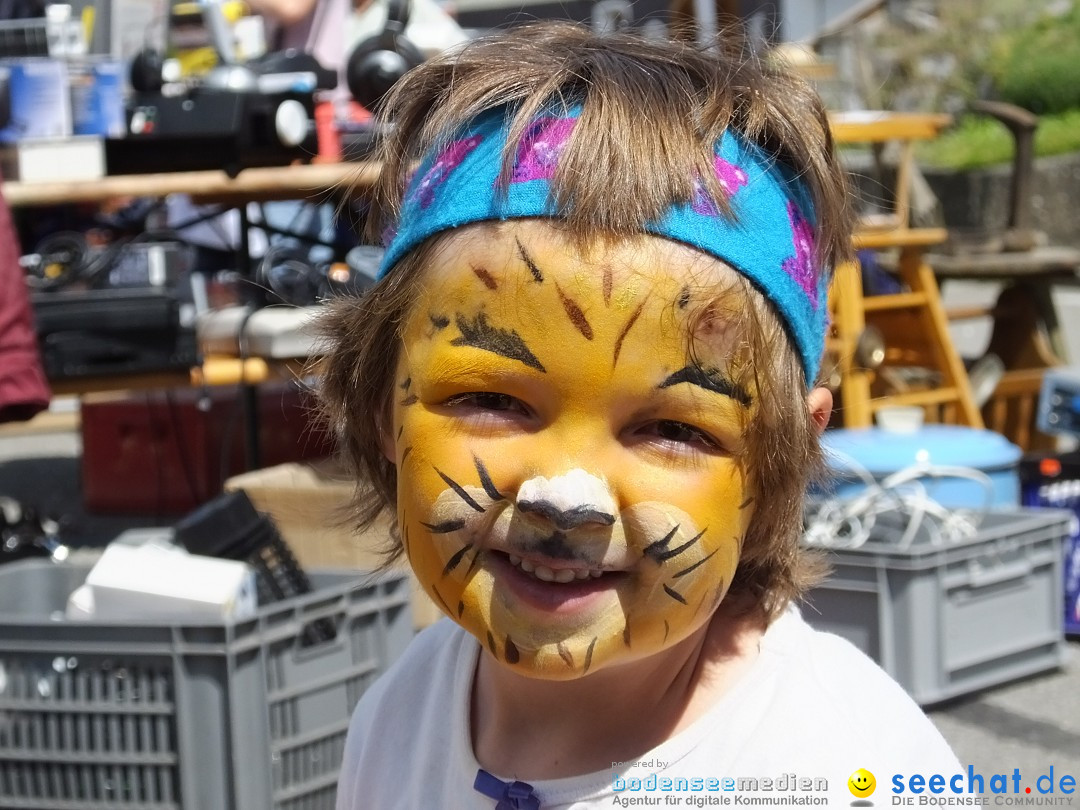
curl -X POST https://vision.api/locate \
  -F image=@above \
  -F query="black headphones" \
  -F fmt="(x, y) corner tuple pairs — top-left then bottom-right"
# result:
(345, 0), (424, 111)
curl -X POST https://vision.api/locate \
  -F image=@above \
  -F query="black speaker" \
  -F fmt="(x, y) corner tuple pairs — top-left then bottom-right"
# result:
(129, 46), (165, 93)
(345, 0), (424, 111)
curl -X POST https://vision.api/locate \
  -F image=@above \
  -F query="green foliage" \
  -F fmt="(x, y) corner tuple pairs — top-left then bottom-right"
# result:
(859, 1), (1080, 168)
(866, 0), (1049, 112)
(995, 5), (1080, 114)
(918, 109), (1080, 170)
(918, 117), (1012, 170)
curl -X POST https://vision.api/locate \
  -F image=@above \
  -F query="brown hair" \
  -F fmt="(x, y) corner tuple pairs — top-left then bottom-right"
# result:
(319, 21), (854, 619)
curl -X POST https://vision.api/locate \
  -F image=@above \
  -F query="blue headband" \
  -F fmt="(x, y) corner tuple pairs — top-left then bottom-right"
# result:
(379, 108), (829, 384)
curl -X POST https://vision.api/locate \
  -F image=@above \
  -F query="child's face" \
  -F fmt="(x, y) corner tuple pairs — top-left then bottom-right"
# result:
(389, 221), (757, 679)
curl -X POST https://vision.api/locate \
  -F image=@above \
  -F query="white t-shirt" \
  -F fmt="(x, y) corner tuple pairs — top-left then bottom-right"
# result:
(336, 608), (963, 809)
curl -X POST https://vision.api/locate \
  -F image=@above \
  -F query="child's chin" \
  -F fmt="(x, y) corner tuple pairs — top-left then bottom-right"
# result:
(495, 647), (615, 681)
(463, 624), (642, 681)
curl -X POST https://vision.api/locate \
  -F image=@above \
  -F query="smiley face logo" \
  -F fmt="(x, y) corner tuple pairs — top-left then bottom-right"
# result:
(848, 768), (876, 798)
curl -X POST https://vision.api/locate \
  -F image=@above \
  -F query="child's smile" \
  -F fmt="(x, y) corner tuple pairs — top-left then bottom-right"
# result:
(391, 220), (757, 679)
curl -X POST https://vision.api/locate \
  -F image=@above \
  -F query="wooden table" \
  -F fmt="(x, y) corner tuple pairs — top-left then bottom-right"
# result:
(2, 160), (379, 209)
(4, 160), (375, 393)
(928, 245), (1080, 451)
(44, 356), (275, 397)
(4, 162), (369, 467)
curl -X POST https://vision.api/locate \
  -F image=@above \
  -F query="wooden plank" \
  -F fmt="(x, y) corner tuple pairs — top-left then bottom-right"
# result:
(853, 227), (948, 250)
(829, 259), (873, 427)
(993, 368), (1048, 396)
(903, 255), (984, 426)
(46, 356), (270, 396)
(928, 245), (1080, 280)
(863, 291), (929, 311)
(829, 111), (953, 143)
(870, 387), (961, 408)
(3, 161), (380, 208)
(0, 404), (80, 436)
(48, 370), (192, 396)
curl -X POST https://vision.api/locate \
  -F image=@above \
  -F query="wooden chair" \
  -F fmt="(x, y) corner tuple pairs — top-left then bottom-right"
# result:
(826, 112), (983, 429)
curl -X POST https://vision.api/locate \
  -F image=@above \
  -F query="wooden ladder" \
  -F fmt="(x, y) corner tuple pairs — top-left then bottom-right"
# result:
(827, 111), (982, 429)
(829, 227), (984, 428)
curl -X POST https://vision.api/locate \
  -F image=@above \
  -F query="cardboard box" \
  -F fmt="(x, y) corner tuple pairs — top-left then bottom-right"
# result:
(225, 460), (442, 629)
(0, 136), (104, 183)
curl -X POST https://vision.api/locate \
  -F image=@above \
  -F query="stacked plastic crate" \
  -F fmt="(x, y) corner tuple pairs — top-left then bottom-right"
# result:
(0, 561), (411, 809)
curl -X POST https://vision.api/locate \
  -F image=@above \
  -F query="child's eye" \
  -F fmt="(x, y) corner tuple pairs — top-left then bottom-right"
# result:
(442, 391), (530, 414)
(641, 420), (719, 449)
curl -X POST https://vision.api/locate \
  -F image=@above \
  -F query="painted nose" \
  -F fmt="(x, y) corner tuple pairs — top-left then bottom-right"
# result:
(516, 469), (617, 530)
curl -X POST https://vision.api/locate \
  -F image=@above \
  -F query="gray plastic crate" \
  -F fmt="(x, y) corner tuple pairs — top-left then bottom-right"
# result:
(0, 560), (412, 810)
(803, 509), (1070, 706)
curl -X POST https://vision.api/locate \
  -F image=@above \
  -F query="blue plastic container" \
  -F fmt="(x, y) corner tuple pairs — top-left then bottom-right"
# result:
(821, 425), (1022, 508)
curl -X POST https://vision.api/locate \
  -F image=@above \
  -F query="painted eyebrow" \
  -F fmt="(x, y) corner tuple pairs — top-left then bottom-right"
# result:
(659, 365), (752, 407)
(449, 312), (546, 372)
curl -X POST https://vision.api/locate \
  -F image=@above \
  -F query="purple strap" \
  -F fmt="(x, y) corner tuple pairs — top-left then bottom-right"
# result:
(474, 768), (542, 810)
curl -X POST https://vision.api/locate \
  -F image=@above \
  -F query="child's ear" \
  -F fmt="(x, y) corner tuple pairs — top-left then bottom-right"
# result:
(806, 387), (833, 436)
(380, 432), (396, 464)
(379, 414), (397, 465)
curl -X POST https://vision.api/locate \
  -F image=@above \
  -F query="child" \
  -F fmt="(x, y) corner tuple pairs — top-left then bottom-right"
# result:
(322, 22), (962, 808)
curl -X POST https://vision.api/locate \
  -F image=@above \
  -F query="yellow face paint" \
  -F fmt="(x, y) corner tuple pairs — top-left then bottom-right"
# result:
(392, 220), (757, 679)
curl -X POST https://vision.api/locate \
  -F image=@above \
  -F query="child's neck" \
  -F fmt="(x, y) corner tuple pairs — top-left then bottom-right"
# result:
(470, 605), (767, 781)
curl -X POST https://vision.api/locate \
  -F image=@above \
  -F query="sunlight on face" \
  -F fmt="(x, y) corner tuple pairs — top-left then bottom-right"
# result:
(390, 220), (757, 679)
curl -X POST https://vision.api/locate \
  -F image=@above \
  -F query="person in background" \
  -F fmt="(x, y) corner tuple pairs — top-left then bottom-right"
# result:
(247, 0), (350, 90)
(0, 175), (49, 424)
(345, 0), (469, 65)
(247, 0), (468, 100)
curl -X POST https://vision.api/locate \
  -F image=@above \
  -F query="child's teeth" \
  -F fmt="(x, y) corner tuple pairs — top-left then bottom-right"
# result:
(508, 555), (606, 583)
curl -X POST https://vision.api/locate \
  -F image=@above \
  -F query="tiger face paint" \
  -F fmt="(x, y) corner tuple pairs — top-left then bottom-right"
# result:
(392, 220), (757, 679)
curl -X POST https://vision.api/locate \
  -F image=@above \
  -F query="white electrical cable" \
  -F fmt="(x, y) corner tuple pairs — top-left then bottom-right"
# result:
(805, 447), (995, 550)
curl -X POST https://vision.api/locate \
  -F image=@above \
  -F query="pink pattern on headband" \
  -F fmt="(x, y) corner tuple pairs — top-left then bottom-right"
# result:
(782, 201), (817, 306)
(511, 117), (577, 183)
(715, 156), (748, 195)
(408, 134), (484, 209)
(691, 156), (749, 216)
(690, 176), (719, 217)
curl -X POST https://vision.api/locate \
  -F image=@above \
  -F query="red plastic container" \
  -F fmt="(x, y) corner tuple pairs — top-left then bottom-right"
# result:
(81, 382), (334, 514)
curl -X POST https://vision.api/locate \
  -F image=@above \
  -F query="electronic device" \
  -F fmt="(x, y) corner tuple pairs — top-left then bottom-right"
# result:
(0, 496), (67, 565)
(114, 0), (328, 175)
(107, 87), (317, 176)
(25, 233), (192, 291)
(345, 0), (424, 110)
(32, 287), (198, 379)
(1037, 368), (1080, 437)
